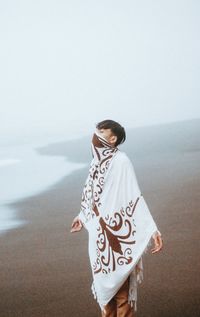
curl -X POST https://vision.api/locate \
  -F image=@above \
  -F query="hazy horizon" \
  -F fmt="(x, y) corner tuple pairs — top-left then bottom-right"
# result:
(1, 0), (200, 145)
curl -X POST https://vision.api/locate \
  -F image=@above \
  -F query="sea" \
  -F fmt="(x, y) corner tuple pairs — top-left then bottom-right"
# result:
(0, 133), (87, 235)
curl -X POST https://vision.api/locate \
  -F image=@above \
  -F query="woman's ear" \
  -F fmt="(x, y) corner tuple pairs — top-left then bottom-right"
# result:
(110, 135), (117, 146)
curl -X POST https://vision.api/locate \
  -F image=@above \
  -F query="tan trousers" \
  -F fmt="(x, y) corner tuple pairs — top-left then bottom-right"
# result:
(101, 275), (135, 317)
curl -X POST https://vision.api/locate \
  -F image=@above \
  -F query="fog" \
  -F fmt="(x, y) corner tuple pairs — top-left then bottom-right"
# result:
(0, 0), (199, 143)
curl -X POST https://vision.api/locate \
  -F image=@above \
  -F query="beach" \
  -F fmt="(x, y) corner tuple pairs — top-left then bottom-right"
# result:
(0, 119), (200, 317)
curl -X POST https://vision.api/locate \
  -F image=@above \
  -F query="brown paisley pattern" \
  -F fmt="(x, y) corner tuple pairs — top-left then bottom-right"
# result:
(92, 197), (141, 274)
(80, 132), (118, 221)
(80, 131), (142, 274)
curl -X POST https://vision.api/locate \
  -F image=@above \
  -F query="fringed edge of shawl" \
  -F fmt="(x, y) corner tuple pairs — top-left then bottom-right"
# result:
(91, 230), (157, 314)
(128, 233), (155, 312)
(91, 282), (107, 314)
(91, 281), (97, 300)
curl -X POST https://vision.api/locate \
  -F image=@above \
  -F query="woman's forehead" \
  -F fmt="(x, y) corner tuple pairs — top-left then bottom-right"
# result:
(96, 127), (112, 134)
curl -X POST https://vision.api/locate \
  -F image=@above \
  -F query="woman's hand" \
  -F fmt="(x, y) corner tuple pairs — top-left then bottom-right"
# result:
(70, 215), (83, 233)
(151, 231), (163, 254)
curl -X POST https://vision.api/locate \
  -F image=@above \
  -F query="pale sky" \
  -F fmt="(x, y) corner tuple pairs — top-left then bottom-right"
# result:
(0, 0), (200, 143)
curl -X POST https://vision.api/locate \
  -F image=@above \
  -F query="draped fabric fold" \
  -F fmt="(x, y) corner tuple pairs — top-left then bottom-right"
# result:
(78, 131), (160, 313)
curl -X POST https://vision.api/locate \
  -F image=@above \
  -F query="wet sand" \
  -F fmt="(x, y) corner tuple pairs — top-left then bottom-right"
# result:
(0, 119), (200, 317)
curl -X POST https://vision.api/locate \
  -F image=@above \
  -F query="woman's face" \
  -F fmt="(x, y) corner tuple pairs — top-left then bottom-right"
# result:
(95, 128), (117, 147)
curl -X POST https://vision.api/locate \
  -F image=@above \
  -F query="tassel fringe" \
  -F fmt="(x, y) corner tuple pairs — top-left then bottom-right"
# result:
(91, 234), (155, 314)
(128, 236), (153, 312)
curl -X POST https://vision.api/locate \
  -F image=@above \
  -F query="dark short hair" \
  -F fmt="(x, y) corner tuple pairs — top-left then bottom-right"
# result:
(96, 119), (126, 147)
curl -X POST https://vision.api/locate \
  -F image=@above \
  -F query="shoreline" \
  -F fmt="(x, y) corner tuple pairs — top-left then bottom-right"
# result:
(0, 141), (87, 235)
(0, 119), (200, 316)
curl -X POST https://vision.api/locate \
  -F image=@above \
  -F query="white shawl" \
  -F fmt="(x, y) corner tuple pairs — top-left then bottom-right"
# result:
(78, 131), (160, 313)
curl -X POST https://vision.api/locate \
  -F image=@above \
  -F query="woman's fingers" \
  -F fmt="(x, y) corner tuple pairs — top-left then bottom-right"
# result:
(151, 235), (163, 253)
(151, 245), (162, 253)
(70, 219), (83, 232)
(71, 216), (79, 227)
(70, 217), (79, 229)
